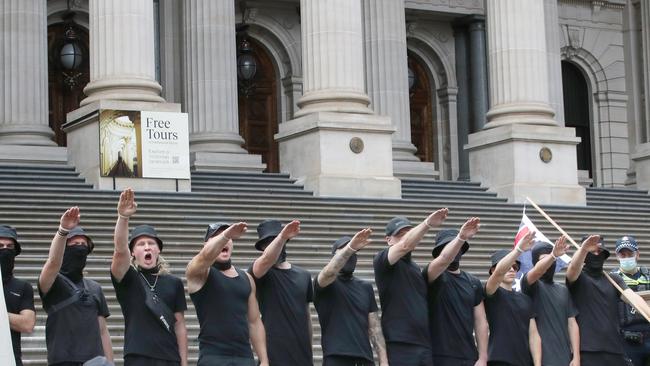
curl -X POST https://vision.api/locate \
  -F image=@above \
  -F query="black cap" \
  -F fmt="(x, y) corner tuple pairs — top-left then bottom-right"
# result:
(204, 222), (230, 241)
(129, 225), (163, 252)
(255, 219), (283, 251)
(615, 236), (638, 253)
(432, 229), (469, 258)
(385, 216), (413, 236)
(581, 235), (609, 259)
(66, 226), (94, 254)
(0, 225), (21, 255)
(489, 249), (521, 274)
(331, 236), (352, 254)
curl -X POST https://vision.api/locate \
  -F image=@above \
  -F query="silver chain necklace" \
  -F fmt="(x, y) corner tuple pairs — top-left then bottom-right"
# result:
(138, 271), (159, 292)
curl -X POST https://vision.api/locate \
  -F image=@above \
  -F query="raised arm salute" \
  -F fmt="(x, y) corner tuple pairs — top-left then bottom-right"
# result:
(314, 229), (388, 366)
(111, 188), (188, 366)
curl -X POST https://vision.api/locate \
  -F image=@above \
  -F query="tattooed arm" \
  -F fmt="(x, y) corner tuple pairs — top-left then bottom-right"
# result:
(317, 228), (372, 288)
(368, 312), (388, 366)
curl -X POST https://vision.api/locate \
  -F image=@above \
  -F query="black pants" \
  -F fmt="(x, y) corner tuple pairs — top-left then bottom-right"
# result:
(386, 342), (433, 366)
(124, 354), (181, 366)
(196, 354), (256, 366)
(623, 338), (650, 366)
(432, 355), (477, 366)
(323, 355), (375, 366)
(581, 351), (628, 366)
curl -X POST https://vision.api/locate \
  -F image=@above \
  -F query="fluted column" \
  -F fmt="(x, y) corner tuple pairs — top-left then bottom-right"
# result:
(454, 24), (471, 180)
(81, 0), (164, 105)
(363, 0), (416, 161)
(642, 0), (650, 142)
(544, 0), (565, 126)
(485, 0), (557, 128)
(183, 0), (246, 154)
(468, 17), (489, 132)
(0, 0), (54, 145)
(296, 0), (372, 116)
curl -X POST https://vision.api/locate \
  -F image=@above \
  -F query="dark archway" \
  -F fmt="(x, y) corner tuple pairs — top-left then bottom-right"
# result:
(237, 38), (279, 173)
(48, 23), (90, 147)
(408, 52), (436, 163)
(562, 61), (592, 178)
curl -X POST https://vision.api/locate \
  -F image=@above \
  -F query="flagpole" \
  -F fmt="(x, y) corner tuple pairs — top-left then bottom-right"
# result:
(525, 196), (650, 324)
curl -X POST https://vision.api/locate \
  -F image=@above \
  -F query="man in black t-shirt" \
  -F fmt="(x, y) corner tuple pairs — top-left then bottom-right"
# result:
(315, 230), (388, 366)
(373, 209), (449, 366)
(423, 220), (487, 366)
(566, 235), (650, 366)
(484, 232), (541, 366)
(249, 219), (313, 366)
(187, 222), (268, 366)
(0, 225), (35, 366)
(521, 236), (580, 366)
(111, 188), (188, 366)
(38, 207), (113, 366)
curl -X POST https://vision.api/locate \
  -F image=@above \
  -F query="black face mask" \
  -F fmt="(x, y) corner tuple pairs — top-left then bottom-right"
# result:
(447, 251), (463, 272)
(540, 261), (556, 283)
(339, 254), (357, 280)
(213, 259), (232, 271)
(0, 248), (16, 282)
(276, 246), (287, 265)
(61, 245), (89, 282)
(584, 252), (607, 276)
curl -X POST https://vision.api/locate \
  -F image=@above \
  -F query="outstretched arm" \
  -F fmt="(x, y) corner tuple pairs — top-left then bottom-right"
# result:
(566, 235), (600, 284)
(39, 207), (80, 294)
(317, 228), (372, 288)
(252, 220), (300, 278)
(247, 274), (269, 366)
(529, 318), (542, 366)
(368, 312), (388, 366)
(387, 208), (449, 265)
(111, 188), (138, 282)
(427, 217), (481, 282)
(186, 223), (248, 293)
(526, 235), (567, 285)
(485, 231), (535, 295)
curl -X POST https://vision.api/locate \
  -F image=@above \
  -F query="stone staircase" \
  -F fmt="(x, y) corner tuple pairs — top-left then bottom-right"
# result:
(1, 163), (649, 365)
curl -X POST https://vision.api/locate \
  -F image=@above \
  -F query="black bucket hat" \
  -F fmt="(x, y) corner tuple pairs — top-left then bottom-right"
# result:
(0, 225), (21, 255)
(581, 234), (609, 260)
(489, 249), (521, 274)
(331, 236), (352, 254)
(255, 220), (282, 251)
(531, 242), (553, 265)
(66, 226), (95, 254)
(129, 225), (163, 252)
(432, 229), (470, 258)
(204, 222), (230, 241)
(385, 216), (413, 236)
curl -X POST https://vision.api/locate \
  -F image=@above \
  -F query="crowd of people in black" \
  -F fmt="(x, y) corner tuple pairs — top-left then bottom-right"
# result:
(2, 188), (650, 366)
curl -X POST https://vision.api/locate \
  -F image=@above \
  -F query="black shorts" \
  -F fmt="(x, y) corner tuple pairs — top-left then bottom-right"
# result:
(124, 354), (181, 366)
(323, 355), (375, 366)
(387, 342), (433, 366)
(433, 355), (477, 366)
(580, 351), (627, 366)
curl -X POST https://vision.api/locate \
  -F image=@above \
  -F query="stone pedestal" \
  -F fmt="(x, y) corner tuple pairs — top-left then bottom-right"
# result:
(466, 124), (585, 205)
(632, 143), (650, 191)
(64, 100), (190, 192)
(276, 112), (400, 198)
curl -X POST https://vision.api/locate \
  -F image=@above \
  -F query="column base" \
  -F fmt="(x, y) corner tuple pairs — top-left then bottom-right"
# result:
(0, 145), (67, 164)
(632, 142), (650, 191)
(0, 124), (56, 146)
(81, 78), (165, 106)
(190, 152), (266, 172)
(466, 124), (586, 205)
(392, 140), (439, 179)
(276, 112), (401, 198)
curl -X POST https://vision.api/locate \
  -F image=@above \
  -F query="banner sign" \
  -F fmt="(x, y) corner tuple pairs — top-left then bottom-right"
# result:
(99, 110), (190, 179)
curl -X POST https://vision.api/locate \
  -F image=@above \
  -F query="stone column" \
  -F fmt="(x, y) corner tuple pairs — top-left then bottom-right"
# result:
(81, 0), (164, 105)
(181, 0), (263, 171)
(632, 0), (650, 190)
(454, 24), (471, 180)
(544, 0), (565, 126)
(276, 0), (400, 198)
(363, 0), (435, 177)
(0, 0), (55, 146)
(466, 0), (585, 205)
(468, 16), (489, 132)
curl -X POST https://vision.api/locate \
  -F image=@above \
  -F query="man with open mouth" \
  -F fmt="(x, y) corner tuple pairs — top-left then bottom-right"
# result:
(111, 188), (188, 366)
(186, 221), (269, 366)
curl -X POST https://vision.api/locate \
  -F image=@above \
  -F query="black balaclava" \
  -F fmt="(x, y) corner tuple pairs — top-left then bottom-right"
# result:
(339, 254), (357, 280)
(277, 245), (288, 265)
(61, 245), (89, 282)
(584, 251), (607, 276)
(213, 259), (232, 271)
(447, 251), (464, 272)
(532, 243), (555, 283)
(0, 248), (16, 282)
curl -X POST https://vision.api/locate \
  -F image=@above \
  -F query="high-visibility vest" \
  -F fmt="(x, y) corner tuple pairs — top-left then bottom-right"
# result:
(612, 267), (650, 327)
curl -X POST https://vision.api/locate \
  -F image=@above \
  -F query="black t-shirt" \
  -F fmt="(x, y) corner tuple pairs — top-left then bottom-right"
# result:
(521, 275), (578, 366)
(250, 264), (314, 366)
(373, 249), (430, 347)
(314, 275), (378, 361)
(424, 268), (483, 360)
(112, 266), (187, 362)
(3, 276), (35, 366)
(39, 274), (110, 365)
(567, 271), (628, 354)
(485, 286), (535, 366)
(190, 267), (253, 358)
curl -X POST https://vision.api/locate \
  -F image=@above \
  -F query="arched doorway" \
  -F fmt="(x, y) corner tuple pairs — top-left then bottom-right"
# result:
(47, 23), (90, 147)
(562, 61), (592, 180)
(237, 38), (279, 173)
(408, 53), (435, 163)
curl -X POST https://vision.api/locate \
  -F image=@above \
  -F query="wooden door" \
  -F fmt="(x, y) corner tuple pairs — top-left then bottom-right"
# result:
(408, 54), (435, 163)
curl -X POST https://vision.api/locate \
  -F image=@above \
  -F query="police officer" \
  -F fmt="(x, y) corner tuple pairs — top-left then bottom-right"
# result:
(612, 235), (650, 366)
